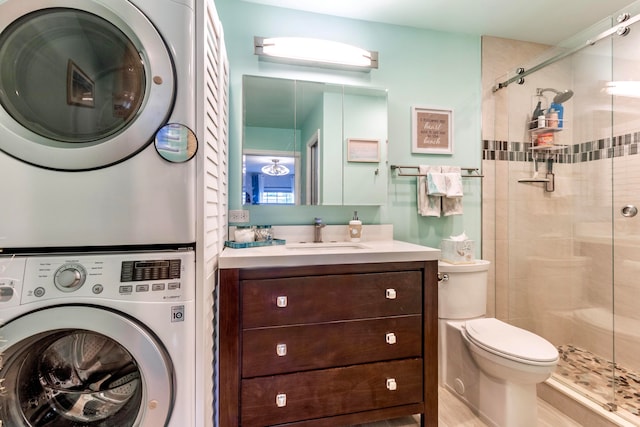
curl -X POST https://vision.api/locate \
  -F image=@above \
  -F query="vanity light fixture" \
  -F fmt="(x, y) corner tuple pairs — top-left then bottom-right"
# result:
(254, 36), (378, 71)
(262, 159), (290, 176)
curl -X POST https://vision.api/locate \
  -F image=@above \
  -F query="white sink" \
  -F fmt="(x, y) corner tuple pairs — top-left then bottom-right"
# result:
(286, 242), (368, 250)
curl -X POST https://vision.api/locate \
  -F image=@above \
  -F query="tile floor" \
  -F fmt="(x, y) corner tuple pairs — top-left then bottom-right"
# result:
(353, 386), (582, 427)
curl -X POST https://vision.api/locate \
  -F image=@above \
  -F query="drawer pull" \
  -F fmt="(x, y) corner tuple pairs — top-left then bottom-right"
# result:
(385, 332), (397, 345)
(386, 378), (398, 391)
(276, 296), (288, 308)
(276, 343), (288, 357)
(276, 393), (287, 407)
(385, 288), (397, 299)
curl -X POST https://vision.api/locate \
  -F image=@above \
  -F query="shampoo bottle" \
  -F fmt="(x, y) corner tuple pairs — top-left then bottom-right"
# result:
(549, 102), (564, 128)
(530, 101), (543, 129)
(348, 211), (362, 242)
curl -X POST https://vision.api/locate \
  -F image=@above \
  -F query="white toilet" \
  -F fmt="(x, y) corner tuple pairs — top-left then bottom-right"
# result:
(438, 260), (558, 427)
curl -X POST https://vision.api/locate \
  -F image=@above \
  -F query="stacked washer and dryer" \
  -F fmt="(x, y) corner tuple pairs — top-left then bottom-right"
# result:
(0, 0), (228, 426)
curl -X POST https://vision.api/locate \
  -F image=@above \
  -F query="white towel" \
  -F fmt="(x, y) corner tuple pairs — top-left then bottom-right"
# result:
(427, 172), (447, 196)
(444, 173), (463, 198)
(417, 165), (441, 217)
(442, 166), (463, 216)
(442, 197), (463, 216)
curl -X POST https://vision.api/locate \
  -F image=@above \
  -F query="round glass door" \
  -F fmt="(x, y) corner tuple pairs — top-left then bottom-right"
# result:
(1, 330), (143, 426)
(0, 306), (174, 426)
(0, 9), (145, 143)
(0, 1), (175, 170)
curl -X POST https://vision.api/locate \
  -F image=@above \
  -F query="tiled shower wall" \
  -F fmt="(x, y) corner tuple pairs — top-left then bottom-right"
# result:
(482, 34), (640, 376)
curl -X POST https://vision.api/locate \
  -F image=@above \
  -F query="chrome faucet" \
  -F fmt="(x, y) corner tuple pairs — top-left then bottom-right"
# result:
(313, 217), (325, 243)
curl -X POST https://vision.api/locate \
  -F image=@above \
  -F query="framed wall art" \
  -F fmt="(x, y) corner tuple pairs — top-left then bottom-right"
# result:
(411, 106), (453, 154)
(347, 138), (379, 162)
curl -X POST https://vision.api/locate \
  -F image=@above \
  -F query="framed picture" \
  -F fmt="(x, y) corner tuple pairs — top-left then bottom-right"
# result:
(411, 106), (453, 154)
(67, 60), (95, 108)
(347, 138), (379, 162)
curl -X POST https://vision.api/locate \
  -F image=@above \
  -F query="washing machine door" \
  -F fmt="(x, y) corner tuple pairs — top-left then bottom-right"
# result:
(0, 0), (175, 170)
(0, 306), (174, 426)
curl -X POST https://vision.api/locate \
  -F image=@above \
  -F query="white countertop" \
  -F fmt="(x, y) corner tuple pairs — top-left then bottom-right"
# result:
(220, 225), (440, 269)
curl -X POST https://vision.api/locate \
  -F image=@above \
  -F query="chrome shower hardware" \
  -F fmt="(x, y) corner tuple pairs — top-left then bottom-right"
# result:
(536, 88), (574, 104)
(621, 205), (638, 217)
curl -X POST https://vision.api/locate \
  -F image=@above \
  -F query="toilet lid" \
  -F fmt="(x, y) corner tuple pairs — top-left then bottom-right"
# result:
(464, 318), (558, 363)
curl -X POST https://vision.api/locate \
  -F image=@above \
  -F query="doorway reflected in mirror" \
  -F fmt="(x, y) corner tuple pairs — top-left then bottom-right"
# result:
(243, 153), (298, 205)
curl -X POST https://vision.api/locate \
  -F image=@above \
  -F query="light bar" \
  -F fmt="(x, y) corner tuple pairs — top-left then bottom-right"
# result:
(254, 36), (378, 71)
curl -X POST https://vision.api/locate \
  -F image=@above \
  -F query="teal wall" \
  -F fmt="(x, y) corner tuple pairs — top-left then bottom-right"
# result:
(216, 0), (482, 249)
(244, 126), (298, 152)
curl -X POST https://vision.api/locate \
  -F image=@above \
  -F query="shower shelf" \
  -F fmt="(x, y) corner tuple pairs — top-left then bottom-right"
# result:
(528, 115), (567, 131)
(518, 173), (555, 192)
(530, 145), (568, 151)
(529, 120), (567, 150)
(529, 124), (565, 134)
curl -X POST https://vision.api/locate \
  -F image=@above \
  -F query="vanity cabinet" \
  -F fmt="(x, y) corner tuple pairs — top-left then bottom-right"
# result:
(218, 260), (438, 427)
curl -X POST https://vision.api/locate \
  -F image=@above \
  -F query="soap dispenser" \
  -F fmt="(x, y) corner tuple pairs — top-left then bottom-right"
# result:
(349, 211), (362, 242)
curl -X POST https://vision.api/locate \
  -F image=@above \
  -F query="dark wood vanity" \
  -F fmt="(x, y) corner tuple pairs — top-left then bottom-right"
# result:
(218, 260), (438, 426)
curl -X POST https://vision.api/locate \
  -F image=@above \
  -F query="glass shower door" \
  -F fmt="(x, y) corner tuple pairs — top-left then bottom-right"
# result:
(609, 9), (640, 420)
(488, 6), (640, 421)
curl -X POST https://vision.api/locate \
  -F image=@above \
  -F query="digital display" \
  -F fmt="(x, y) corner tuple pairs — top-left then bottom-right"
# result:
(120, 259), (181, 282)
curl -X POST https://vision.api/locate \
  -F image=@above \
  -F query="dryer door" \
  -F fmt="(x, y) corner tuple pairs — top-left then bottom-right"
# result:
(0, 0), (175, 170)
(0, 306), (174, 426)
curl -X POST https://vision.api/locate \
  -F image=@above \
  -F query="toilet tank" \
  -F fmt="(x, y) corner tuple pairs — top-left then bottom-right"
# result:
(438, 260), (491, 319)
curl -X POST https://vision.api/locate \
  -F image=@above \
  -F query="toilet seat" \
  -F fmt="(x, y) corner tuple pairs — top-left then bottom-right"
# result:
(463, 318), (558, 366)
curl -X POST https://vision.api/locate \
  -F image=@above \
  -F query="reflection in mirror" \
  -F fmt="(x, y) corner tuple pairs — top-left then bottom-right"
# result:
(154, 123), (197, 162)
(243, 152), (298, 204)
(242, 75), (387, 206)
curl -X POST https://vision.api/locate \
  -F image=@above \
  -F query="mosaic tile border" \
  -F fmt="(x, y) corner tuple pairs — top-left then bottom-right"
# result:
(483, 131), (640, 164)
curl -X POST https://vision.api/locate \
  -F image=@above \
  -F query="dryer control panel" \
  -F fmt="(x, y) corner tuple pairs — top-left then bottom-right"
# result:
(0, 251), (195, 308)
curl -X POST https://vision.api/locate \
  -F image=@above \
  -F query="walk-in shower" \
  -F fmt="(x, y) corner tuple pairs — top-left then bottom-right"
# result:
(484, 1), (640, 424)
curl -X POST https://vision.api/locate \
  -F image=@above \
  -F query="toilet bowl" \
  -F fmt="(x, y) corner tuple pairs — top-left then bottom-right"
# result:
(438, 260), (559, 427)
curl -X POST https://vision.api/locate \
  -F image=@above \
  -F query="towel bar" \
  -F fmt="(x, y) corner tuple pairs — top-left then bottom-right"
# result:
(390, 165), (484, 178)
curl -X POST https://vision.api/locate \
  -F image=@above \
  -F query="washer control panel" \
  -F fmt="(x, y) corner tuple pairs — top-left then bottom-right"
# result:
(54, 263), (87, 292)
(0, 251), (194, 307)
(0, 256), (27, 307)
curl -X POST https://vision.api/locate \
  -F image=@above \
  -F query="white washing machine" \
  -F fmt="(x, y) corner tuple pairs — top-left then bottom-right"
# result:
(0, 0), (198, 250)
(0, 249), (195, 426)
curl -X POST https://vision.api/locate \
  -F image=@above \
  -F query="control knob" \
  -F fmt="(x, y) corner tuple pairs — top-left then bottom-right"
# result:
(54, 263), (87, 292)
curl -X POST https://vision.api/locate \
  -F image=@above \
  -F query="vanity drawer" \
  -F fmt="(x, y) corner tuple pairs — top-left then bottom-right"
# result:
(242, 315), (422, 377)
(242, 271), (422, 328)
(240, 358), (423, 426)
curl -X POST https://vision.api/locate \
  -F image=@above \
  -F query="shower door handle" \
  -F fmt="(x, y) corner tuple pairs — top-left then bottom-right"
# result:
(621, 205), (638, 217)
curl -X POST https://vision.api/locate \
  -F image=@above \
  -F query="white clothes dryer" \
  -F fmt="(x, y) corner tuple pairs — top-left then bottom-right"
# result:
(0, 0), (198, 250)
(0, 249), (196, 426)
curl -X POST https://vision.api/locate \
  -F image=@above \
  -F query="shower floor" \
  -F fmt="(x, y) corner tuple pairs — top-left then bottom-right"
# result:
(556, 344), (640, 418)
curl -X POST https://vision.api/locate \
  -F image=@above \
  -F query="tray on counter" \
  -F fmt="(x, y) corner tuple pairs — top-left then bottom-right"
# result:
(224, 239), (286, 249)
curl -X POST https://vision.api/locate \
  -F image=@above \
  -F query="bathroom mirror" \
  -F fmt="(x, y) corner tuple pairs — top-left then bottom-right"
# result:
(242, 75), (388, 206)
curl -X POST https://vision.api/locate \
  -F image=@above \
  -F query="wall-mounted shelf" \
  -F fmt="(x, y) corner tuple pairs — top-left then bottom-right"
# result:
(518, 155), (555, 192)
(518, 173), (555, 192)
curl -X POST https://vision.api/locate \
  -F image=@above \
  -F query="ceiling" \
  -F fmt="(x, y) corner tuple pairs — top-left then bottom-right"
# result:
(241, 0), (636, 45)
